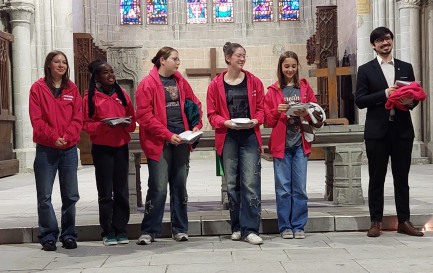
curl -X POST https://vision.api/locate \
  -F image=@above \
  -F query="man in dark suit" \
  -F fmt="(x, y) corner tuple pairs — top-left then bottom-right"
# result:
(355, 27), (423, 237)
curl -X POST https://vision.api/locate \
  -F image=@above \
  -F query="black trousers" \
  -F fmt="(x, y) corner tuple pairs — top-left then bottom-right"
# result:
(365, 122), (413, 224)
(92, 144), (130, 237)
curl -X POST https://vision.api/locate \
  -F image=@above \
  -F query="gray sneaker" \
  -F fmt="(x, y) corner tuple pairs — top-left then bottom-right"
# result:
(231, 231), (241, 241)
(137, 234), (154, 245)
(281, 230), (294, 239)
(294, 230), (306, 239)
(172, 233), (188, 242)
(243, 233), (263, 245)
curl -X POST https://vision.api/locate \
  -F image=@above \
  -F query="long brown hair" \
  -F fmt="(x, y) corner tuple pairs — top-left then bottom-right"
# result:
(277, 51), (300, 89)
(43, 50), (70, 93)
(151, 47), (178, 69)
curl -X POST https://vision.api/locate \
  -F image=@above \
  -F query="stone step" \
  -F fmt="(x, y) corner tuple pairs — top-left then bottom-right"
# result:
(1, 212), (431, 244)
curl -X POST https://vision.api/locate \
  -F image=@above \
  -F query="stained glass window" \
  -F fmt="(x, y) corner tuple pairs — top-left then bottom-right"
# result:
(187, 0), (207, 24)
(120, 0), (142, 25)
(252, 0), (273, 22)
(147, 0), (167, 24)
(213, 0), (233, 23)
(279, 0), (300, 21)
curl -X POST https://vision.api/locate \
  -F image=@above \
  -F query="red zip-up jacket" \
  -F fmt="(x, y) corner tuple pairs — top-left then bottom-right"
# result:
(385, 81), (426, 111)
(82, 88), (136, 147)
(135, 66), (203, 161)
(264, 79), (317, 158)
(29, 78), (83, 149)
(206, 70), (265, 156)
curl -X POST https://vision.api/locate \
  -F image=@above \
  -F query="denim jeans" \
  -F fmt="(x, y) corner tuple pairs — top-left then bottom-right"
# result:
(273, 145), (309, 233)
(140, 142), (190, 236)
(92, 144), (130, 237)
(34, 144), (80, 244)
(221, 129), (261, 238)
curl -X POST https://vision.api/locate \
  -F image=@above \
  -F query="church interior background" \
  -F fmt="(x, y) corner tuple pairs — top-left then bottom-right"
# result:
(0, 0), (432, 174)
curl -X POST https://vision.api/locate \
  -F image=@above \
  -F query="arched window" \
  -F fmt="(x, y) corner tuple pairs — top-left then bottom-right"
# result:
(213, 0), (233, 23)
(252, 0), (273, 22)
(147, 0), (168, 24)
(120, 0), (142, 25)
(279, 0), (300, 21)
(187, 0), (208, 24)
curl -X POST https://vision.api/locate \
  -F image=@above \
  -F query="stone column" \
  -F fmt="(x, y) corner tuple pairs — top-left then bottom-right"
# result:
(399, 0), (424, 159)
(356, 0), (374, 125)
(53, 0), (74, 81)
(2, 1), (35, 172)
(427, 0), (433, 159)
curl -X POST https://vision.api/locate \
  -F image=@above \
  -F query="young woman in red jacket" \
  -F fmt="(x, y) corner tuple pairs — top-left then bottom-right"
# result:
(136, 47), (203, 245)
(264, 51), (318, 239)
(29, 51), (83, 251)
(82, 60), (136, 246)
(207, 42), (265, 245)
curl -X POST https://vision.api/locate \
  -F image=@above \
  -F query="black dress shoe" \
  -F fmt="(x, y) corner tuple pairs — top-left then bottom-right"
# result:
(397, 221), (424, 237)
(62, 238), (77, 249)
(42, 241), (57, 251)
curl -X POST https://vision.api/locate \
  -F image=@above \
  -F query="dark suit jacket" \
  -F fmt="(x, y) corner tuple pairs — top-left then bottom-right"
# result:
(355, 58), (417, 139)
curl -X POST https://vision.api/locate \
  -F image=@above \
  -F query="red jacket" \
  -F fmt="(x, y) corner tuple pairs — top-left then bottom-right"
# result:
(83, 88), (136, 147)
(385, 82), (426, 111)
(264, 79), (317, 158)
(206, 70), (265, 156)
(135, 66), (203, 161)
(29, 78), (83, 149)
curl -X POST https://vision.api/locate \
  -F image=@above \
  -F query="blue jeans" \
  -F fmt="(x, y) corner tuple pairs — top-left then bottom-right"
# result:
(34, 144), (80, 244)
(140, 142), (190, 236)
(221, 129), (261, 238)
(273, 145), (309, 233)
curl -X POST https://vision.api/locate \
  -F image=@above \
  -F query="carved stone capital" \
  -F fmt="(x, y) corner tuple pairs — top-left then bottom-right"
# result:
(1, 2), (34, 24)
(399, 0), (422, 9)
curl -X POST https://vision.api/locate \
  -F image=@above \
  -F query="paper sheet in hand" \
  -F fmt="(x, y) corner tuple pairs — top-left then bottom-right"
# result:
(231, 118), (254, 128)
(179, 131), (203, 144)
(101, 117), (131, 126)
(395, 80), (412, 87)
(286, 103), (312, 116)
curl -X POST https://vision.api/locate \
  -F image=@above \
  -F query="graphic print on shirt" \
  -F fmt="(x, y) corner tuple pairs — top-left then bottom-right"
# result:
(224, 77), (250, 119)
(165, 85), (180, 108)
(160, 74), (184, 129)
(284, 93), (300, 133)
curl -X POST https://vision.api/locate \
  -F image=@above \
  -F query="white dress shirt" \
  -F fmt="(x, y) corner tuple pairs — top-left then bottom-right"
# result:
(377, 56), (395, 119)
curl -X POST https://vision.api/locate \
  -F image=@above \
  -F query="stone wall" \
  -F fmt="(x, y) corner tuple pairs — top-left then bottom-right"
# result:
(75, 0), (357, 130)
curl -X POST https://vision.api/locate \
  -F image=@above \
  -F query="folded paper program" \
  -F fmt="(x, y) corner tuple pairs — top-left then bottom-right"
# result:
(101, 117), (132, 126)
(178, 130), (203, 144)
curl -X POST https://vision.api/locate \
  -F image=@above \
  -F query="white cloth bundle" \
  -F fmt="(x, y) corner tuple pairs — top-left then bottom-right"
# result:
(300, 102), (326, 142)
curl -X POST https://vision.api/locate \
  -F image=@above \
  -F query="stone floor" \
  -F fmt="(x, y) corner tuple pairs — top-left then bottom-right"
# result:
(1, 158), (432, 244)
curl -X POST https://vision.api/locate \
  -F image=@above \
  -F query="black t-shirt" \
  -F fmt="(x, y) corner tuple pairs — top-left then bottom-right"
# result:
(54, 87), (62, 98)
(224, 76), (250, 119)
(282, 85), (302, 148)
(160, 74), (184, 129)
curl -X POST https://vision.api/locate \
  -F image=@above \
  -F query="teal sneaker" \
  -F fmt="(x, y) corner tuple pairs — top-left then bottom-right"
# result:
(116, 233), (129, 244)
(103, 234), (118, 246)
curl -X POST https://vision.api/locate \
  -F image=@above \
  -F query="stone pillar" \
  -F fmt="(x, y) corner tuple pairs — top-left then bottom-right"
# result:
(2, 1), (35, 172)
(356, 0), (374, 125)
(427, 0), (433, 159)
(53, 0), (74, 81)
(399, 0), (424, 158)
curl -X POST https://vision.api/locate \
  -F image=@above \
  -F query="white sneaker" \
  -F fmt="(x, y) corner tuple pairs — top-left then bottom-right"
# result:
(172, 233), (188, 242)
(244, 233), (263, 245)
(137, 234), (154, 245)
(231, 231), (241, 241)
(281, 230), (294, 239)
(294, 230), (306, 239)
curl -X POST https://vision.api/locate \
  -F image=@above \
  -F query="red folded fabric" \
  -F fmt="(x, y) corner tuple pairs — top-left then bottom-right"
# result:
(385, 82), (426, 111)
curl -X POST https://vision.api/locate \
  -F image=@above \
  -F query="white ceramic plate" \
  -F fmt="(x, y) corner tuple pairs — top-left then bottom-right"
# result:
(231, 118), (253, 124)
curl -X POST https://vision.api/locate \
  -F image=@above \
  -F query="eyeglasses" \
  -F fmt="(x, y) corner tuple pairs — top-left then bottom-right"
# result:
(375, 36), (392, 44)
(233, 54), (246, 59)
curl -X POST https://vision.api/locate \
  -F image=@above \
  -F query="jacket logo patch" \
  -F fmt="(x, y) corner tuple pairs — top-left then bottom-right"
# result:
(62, 94), (73, 101)
(252, 90), (257, 96)
(115, 98), (123, 105)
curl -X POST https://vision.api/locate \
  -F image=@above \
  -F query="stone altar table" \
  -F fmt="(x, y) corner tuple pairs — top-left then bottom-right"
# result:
(127, 125), (365, 212)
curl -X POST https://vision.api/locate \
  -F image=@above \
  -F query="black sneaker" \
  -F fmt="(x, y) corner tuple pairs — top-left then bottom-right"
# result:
(62, 238), (77, 249)
(42, 240), (57, 251)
